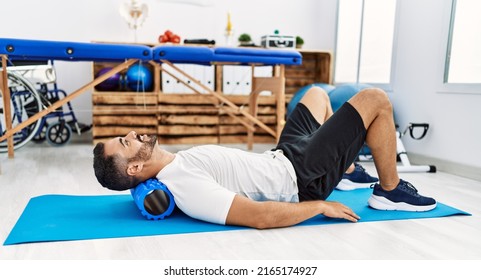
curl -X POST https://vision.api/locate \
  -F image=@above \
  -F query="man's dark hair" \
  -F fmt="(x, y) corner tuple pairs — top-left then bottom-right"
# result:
(93, 142), (139, 191)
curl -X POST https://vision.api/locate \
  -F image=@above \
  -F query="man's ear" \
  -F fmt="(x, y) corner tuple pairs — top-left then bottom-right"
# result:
(126, 161), (144, 176)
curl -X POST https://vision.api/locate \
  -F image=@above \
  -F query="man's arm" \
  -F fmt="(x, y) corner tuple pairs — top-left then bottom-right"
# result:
(225, 194), (360, 229)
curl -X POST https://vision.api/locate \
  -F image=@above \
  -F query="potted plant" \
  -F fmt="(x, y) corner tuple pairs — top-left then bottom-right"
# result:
(238, 33), (252, 46)
(296, 36), (304, 48)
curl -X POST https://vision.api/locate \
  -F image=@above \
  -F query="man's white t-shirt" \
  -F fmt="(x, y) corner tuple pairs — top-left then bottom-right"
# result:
(157, 145), (298, 225)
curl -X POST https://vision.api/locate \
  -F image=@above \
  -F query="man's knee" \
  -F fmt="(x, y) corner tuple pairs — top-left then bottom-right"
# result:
(347, 87), (393, 126)
(357, 88), (392, 111)
(300, 86), (330, 106)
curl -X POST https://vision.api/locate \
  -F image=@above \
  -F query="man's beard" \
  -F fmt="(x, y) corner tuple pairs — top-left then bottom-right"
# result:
(129, 134), (157, 163)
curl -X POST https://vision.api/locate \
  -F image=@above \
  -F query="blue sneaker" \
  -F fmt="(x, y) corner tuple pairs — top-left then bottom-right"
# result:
(368, 179), (437, 211)
(336, 163), (379, 191)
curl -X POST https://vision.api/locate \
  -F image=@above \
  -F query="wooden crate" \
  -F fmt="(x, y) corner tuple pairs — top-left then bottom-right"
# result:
(92, 62), (156, 93)
(92, 92), (158, 142)
(92, 58), (159, 143)
(157, 93), (220, 144)
(91, 47), (332, 145)
(285, 50), (332, 96)
(156, 94), (279, 145)
(218, 95), (277, 144)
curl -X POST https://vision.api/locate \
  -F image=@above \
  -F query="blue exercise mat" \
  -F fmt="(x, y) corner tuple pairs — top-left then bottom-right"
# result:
(4, 189), (470, 245)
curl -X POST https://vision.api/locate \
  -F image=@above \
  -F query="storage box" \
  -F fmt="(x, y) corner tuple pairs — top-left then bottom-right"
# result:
(261, 35), (295, 49)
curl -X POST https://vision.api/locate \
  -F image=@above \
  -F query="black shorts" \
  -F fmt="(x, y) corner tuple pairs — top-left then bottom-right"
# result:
(275, 102), (366, 201)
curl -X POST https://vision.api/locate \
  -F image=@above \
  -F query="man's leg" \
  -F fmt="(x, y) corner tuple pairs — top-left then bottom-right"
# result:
(290, 86), (435, 210)
(346, 88), (398, 190)
(299, 87), (376, 178)
(322, 88), (396, 184)
(347, 88), (436, 211)
(298, 86), (333, 125)
(299, 87), (358, 171)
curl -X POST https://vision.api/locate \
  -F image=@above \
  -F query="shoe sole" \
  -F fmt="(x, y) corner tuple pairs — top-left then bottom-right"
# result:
(335, 179), (376, 191)
(368, 195), (437, 212)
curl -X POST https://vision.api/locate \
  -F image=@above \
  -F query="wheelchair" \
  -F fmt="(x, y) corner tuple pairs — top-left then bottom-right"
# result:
(0, 60), (91, 153)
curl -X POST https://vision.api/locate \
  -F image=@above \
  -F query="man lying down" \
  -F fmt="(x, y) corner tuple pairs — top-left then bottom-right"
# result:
(93, 86), (436, 229)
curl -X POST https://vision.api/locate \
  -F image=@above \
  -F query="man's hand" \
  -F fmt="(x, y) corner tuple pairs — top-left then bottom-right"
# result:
(319, 201), (360, 222)
(226, 195), (360, 229)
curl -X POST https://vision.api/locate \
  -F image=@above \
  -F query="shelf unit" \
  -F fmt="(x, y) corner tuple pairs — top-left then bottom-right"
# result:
(91, 48), (332, 146)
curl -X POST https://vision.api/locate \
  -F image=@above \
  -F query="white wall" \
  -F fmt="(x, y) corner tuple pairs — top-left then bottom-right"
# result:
(390, 0), (481, 174)
(1, 0), (480, 174)
(1, 0), (337, 125)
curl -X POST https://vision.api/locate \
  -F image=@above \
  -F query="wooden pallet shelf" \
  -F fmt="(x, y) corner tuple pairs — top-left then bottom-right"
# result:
(92, 92), (158, 142)
(91, 48), (332, 146)
(285, 50), (332, 96)
(157, 93), (219, 144)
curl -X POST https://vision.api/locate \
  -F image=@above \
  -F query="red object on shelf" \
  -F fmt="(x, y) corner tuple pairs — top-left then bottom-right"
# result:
(158, 30), (181, 44)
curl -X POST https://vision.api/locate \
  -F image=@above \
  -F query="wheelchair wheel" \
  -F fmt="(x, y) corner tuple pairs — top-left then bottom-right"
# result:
(32, 121), (48, 143)
(1, 72), (43, 152)
(46, 120), (72, 146)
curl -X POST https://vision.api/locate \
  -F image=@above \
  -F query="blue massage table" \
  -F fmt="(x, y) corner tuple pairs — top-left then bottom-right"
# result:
(152, 44), (301, 65)
(1, 38), (301, 64)
(0, 38), (302, 157)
